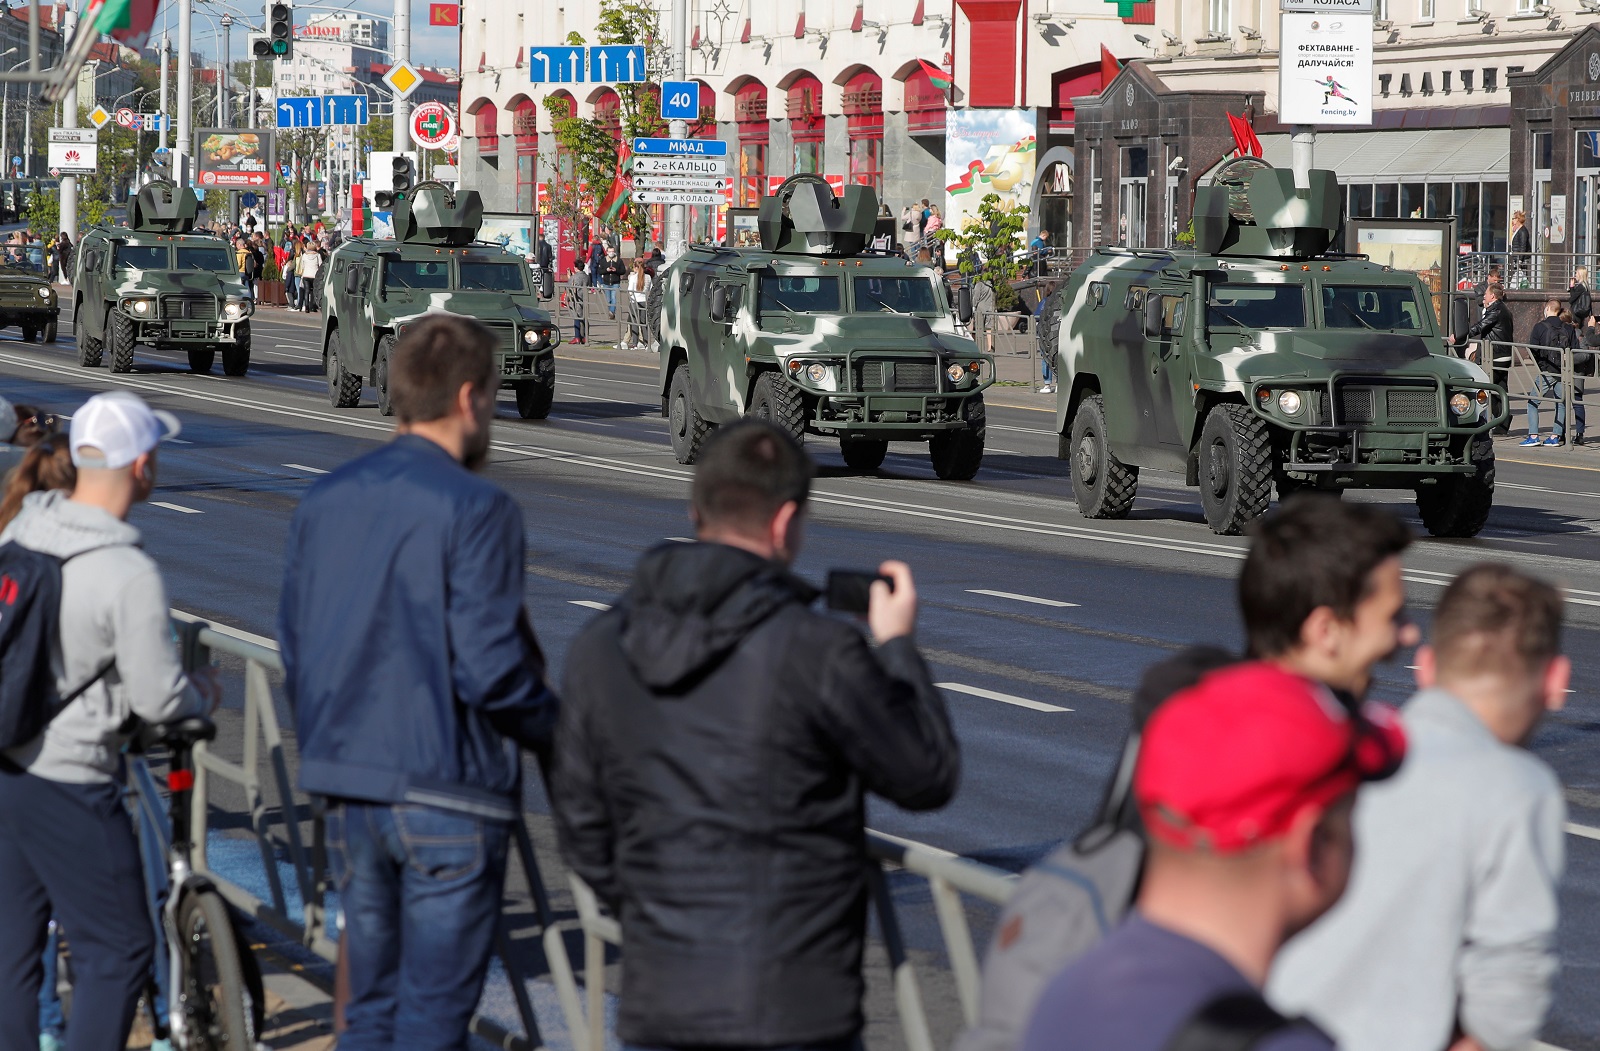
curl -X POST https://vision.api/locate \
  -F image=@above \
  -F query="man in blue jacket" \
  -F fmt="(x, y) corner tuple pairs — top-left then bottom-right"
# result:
(279, 313), (557, 1051)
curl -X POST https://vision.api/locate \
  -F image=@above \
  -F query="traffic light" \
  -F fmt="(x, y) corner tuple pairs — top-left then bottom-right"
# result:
(254, 1), (293, 59)
(371, 151), (416, 209)
(391, 154), (414, 202)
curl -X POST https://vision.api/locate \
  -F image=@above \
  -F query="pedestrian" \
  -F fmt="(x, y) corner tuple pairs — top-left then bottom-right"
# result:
(1239, 495), (1418, 704)
(601, 245), (624, 318)
(52, 232), (71, 286)
(278, 314), (558, 1051)
(285, 242), (302, 308)
(587, 238), (605, 288)
(622, 258), (650, 350)
(603, 223), (621, 257)
(0, 391), (216, 1051)
(299, 244), (322, 312)
(1035, 295), (1055, 394)
(551, 420), (960, 1051)
(1269, 564), (1568, 1051)
(1029, 228), (1051, 278)
(25, 234), (43, 271)
(1020, 662), (1406, 1051)
(901, 202), (921, 251)
(924, 204), (945, 252)
(1570, 264), (1592, 329)
(234, 235), (257, 301)
(0, 430), (71, 530)
(1523, 298), (1582, 447)
(1509, 210), (1532, 286)
(1456, 285), (1514, 434)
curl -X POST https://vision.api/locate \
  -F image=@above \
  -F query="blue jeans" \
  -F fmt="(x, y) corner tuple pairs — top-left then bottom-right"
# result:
(38, 922), (63, 1038)
(1527, 374), (1586, 438)
(328, 802), (510, 1051)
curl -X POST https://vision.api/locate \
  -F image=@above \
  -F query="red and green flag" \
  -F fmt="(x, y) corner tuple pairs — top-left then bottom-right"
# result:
(919, 58), (952, 94)
(598, 145), (632, 226)
(97, 0), (162, 48)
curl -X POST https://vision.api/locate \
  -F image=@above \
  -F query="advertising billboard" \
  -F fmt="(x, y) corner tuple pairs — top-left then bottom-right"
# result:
(195, 129), (273, 188)
(944, 109), (1037, 256)
(1278, 13), (1373, 126)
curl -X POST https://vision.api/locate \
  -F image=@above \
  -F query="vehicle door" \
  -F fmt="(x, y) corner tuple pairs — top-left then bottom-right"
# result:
(705, 275), (748, 410)
(676, 268), (731, 418)
(347, 260), (379, 375)
(1140, 289), (1190, 447)
(76, 244), (106, 341)
(1119, 287), (1184, 449)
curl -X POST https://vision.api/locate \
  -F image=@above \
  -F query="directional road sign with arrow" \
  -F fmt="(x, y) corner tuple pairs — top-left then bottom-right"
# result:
(590, 45), (646, 82)
(277, 97), (323, 129)
(528, 44), (585, 84)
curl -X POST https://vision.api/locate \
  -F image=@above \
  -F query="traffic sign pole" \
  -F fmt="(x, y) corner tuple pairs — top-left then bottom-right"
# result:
(60, 4), (76, 240)
(393, 0), (410, 154)
(665, 0), (688, 263)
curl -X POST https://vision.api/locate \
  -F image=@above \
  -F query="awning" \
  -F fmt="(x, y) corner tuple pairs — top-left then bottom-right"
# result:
(1257, 127), (1509, 181)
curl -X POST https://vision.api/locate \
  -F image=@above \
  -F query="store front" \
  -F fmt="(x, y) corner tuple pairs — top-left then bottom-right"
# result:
(1511, 27), (1600, 286)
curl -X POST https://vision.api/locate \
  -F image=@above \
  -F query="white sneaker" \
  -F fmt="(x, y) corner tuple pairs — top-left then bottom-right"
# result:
(1039, 384), (1055, 394)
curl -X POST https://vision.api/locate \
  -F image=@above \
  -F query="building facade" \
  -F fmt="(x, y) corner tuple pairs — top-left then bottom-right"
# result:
(273, 12), (388, 97)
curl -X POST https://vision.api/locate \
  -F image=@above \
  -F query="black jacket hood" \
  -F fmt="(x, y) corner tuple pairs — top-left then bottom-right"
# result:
(619, 542), (818, 690)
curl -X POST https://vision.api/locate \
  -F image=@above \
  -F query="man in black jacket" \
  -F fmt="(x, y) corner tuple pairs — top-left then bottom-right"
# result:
(1525, 299), (1584, 446)
(1456, 285), (1514, 435)
(552, 420), (960, 1051)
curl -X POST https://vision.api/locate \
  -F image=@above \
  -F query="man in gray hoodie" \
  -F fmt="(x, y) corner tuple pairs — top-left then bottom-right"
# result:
(0, 390), (215, 1051)
(1269, 563), (1568, 1051)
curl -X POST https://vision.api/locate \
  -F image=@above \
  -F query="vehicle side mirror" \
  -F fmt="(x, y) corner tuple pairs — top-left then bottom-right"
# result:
(1145, 295), (1165, 339)
(711, 285), (730, 324)
(957, 285), (973, 324)
(344, 268), (360, 295)
(539, 270), (554, 300)
(1451, 296), (1471, 342)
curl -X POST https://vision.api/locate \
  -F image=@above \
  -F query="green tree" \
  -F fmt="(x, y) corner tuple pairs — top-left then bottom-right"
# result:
(938, 193), (1030, 311)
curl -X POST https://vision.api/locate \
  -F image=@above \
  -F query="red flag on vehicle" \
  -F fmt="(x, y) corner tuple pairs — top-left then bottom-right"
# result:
(428, 3), (459, 26)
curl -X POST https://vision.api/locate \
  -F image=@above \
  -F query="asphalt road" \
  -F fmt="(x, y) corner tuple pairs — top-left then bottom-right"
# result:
(4, 303), (1599, 1048)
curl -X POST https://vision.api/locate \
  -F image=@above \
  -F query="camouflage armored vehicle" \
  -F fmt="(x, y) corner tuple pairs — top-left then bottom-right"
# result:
(654, 174), (993, 478)
(321, 182), (560, 417)
(0, 253), (60, 343)
(1043, 158), (1507, 537)
(74, 181), (253, 375)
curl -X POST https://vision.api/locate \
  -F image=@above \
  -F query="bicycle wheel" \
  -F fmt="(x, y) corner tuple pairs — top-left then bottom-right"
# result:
(176, 888), (262, 1049)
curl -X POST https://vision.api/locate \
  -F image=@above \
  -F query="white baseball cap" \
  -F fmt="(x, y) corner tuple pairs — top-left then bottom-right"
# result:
(0, 392), (15, 442)
(70, 391), (182, 469)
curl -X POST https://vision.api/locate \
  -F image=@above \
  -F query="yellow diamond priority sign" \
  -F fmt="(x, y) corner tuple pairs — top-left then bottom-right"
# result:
(88, 105), (111, 129)
(383, 61), (423, 100)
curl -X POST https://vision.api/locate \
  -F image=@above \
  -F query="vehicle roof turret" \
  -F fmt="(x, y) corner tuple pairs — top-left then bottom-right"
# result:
(756, 174), (878, 257)
(127, 181), (201, 234)
(1192, 158), (1342, 260)
(392, 182), (483, 247)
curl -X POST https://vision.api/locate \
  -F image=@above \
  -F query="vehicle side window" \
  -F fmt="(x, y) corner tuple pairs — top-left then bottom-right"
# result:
(1166, 296), (1187, 337)
(1125, 287), (1146, 312)
(1089, 281), (1109, 308)
(356, 267), (372, 294)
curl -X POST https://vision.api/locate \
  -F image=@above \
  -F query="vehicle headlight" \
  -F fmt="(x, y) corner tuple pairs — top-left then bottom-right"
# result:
(123, 297), (154, 316)
(1277, 390), (1303, 416)
(523, 328), (548, 348)
(946, 363), (967, 384)
(221, 299), (248, 321)
(36, 286), (51, 299)
(1449, 392), (1472, 416)
(806, 362), (829, 383)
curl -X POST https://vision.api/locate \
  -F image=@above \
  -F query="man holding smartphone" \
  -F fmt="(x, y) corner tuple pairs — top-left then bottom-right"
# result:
(552, 419), (960, 1051)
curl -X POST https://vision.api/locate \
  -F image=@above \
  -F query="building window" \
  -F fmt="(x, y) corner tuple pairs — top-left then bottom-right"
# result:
(904, 65), (947, 136)
(473, 101), (498, 159)
(735, 81), (768, 207)
(1515, 0), (1533, 11)
(1419, 0), (1433, 17)
(787, 73), (824, 178)
(1207, 0), (1230, 35)
(513, 99), (538, 214)
(842, 70), (884, 195)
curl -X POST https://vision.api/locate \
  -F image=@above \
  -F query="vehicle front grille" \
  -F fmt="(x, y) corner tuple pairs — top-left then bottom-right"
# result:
(1338, 387), (1375, 425)
(1385, 389), (1438, 424)
(482, 324), (519, 369)
(852, 357), (938, 393)
(160, 295), (217, 321)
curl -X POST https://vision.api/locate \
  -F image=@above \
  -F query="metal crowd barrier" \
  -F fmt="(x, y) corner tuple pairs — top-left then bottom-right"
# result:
(1458, 339), (1600, 440)
(554, 278), (630, 349)
(171, 613), (1017, 1051)
(1458, 250), (1598, 296)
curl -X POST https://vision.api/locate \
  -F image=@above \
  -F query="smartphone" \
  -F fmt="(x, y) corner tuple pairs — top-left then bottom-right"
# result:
(826, 570), (892, 614)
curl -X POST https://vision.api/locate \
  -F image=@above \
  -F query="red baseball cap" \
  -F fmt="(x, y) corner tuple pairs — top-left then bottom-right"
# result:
(1135, 663), (1407, 853)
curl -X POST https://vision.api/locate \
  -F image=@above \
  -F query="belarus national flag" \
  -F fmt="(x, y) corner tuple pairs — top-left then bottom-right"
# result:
(918, 58), (952, 94)
(598, 145), (632, 226)
(97, 0), (162, 49)
(428, 4), (459, 27)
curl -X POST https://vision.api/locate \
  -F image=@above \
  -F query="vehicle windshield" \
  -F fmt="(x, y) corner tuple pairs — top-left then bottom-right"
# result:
(853, 276), (939, 314)
(383, 259), (450, 291)
(1206, 283), (1305, 328)
(114, 245), (170, 270)
(1321, 284), (1428, 332)
(175, 246), (235, 272)
(457, 261), (525, 291)
(759, 274), (841, 313)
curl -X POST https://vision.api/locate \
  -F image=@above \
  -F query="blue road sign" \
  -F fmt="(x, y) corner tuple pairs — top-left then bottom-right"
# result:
(528, 45), (585, 84)
(590, 44), (645, 83)
(279, 163), (291, 178)
(633, 136), (728, 157)
(277, 97), (323, 129)
(242, 192), (259, 208)
(660, 80), (698, 120)
(324, 94), (369, 126)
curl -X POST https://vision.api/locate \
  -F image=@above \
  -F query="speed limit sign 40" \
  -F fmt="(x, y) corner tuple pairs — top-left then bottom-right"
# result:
(410, 102), (457, 150)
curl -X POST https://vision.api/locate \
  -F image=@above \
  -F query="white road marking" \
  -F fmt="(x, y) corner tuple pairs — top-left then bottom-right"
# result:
(1567, 822), (1600, 842)
(987, 423), (1055, 435)
(168, 438), (192, 444)
(937, 682), (1072, 713)
(283, 463), (328, 474)
(967, 589), (1079, 608)
(1405, 566), (1600, 607)
(666, 536), (694, 543)
(151, 501), (202, 514)
(562, 418), (614, 428)
(569, 599), (612, 611)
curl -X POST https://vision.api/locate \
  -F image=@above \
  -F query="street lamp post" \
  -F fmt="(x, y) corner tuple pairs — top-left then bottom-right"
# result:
(0, 48), (21, 181)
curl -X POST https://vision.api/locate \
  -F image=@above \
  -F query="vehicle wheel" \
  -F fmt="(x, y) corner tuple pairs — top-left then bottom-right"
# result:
(1069, 394), (1138, 518)
(748, 371), (805, 442)
(840, 438), (889, 471)
(326, 332), (361, 408)
(187, 348), (215, 373)
(1197, 403), (1274, 535)
(515, 379), (554, 420)
(177, 889), (263, 1050)
(78, 330), (102, 368)
(645, 276), (663, 349)
(668, 364), (711, 465)
(222, 323), (250, 376)
(42, 320), (56, 343)
(374, 334), (397, 416)
(107, 310), (135, 374)
(1416, 434), (1495, 538)
(929, 395), (986, 480)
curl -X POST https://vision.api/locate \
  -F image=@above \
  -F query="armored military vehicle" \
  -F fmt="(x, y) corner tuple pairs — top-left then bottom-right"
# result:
(0, 254), (60, 343)
(654, 174), (992, 478)
(74, 181), (253, 375)
(1044, 158), (1506, 537)
(321, 182), (560, 417)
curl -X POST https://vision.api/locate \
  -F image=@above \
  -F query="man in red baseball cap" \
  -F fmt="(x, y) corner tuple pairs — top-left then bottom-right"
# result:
(1019, 663), (1406, 1051)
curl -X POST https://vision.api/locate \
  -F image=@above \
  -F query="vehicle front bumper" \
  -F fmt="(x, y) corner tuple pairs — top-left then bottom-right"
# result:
(496, 346), (557, 385)
(790, 348), (994, 436)
(128, 316), (249, 344)
(0, 304), (58, 324)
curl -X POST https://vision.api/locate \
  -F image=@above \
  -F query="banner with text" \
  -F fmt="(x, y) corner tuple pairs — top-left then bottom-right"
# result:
(1279, 13), (1373, 125)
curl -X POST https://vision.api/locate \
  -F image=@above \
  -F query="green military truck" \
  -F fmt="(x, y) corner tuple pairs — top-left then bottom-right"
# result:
(1043, 158), (1507, 538)
(73, 181), (253, 375)
(654, 174), (993, 478)
(321, 183), (560, 417)
(0, 255), (60, 343)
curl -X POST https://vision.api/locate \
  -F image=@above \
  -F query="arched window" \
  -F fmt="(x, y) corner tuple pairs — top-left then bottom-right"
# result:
(472, 100), (498, 158)
(786, 73), (823, 175)
(511, 97), (538, 213)
(842, 70), (883, 194)
(903, 65), (946, 136)
(734, 79), (768, 206)
(593, 88), (622, 146)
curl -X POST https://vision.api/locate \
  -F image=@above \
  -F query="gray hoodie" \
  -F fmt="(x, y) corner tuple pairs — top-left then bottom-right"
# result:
(1, 489), (202, 783)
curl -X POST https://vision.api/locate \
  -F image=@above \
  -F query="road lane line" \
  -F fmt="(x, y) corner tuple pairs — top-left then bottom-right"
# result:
(151, 501), (202, 514)
(937, 682), (1072, 713)
(283, 463), (328, 474)
(967, 589), (1079, 608)
(1567, 822), (1600, 842)
(666, 536), (694, 543)
(569, 599), (612, 611)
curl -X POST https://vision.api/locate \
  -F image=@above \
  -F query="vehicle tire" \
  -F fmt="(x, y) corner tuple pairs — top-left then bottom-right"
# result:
(840, 437), (889, 472)
(187, 348), (215, 373)
(107, 310), (135, 374)
(1037, 290), (1063, 382)
(1416, 434), (1495, 538)
(374, 333), (397, 416)
(645, 277), (663, 349)
(326, 332), (361, 408)
(747, 371), (805, 443)
(668, 364), (711, 464)
(177, 888), (263, 1050)
(222, 323), (250, 376)
(42, 319), (56, 343)
(929, 395), (986, 480)
(1197, 403), (1274, 535)
(515, 378), (555, 420)
(78, 329), (102, 368)
(1069, 394), (1138, 518)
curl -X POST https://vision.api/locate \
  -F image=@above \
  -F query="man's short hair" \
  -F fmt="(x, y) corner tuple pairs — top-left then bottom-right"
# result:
(1239, 496), (1413, 658)
(389, 314), (499, 424)
(1432, 564), (1563, 678)
(692, 420), (813, 534)
(1485, 286), (1503, 302)
(1546, 298), (1562, 315)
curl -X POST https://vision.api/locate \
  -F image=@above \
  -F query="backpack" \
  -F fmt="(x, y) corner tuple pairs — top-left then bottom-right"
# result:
(0, 543), (113, 750)
(1574, 285), (1592, 319)
(1166, 991), (1321, 1051)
